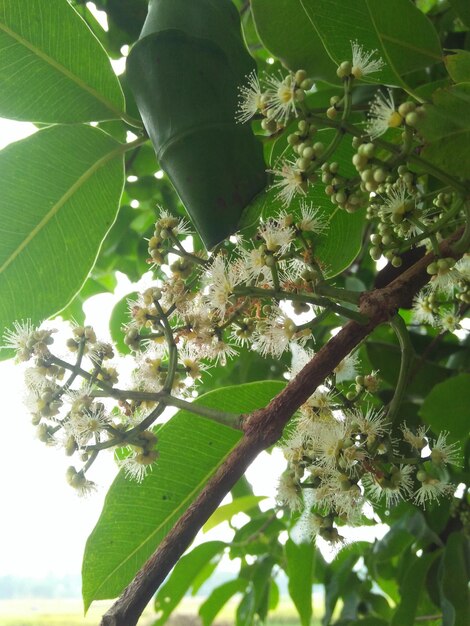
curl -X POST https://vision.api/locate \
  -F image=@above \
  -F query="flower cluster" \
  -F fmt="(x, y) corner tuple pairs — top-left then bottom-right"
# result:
(277, 345), (461, 543)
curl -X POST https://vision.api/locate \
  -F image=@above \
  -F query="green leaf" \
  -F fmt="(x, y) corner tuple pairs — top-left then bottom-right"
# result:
(251, 0), (337, 82)
(285, 539), (313, 626)
(449, 0), (470, 28)
(199, 578), (248, 626)
(203, 496), (267, 533)
(153, 541), (225, 626)
(126, 0), (267, 248)
(439, 532), (470, 626)
(253, 0), (442, 92)
(419, 373), (470, 442)
(391, 552), (439, 626)
(82, 380), (284, 610)
(0, 125), (124, 357)
(109, 291), (138, 355)
(445, 51), (470, 83)
(0, 0), (125, 122)
(416, 83), (470, 178)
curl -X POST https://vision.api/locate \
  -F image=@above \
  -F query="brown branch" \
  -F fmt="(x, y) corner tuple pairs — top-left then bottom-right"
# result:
(101, 229), (463, 626)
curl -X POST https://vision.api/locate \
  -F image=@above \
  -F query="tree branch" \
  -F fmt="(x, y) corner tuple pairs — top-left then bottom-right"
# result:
(101, 228), (463, 626)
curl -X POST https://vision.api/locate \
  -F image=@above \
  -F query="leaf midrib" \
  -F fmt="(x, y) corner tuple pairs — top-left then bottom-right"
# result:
(0, 142), (124, 276)
(0, 14), (123, 119)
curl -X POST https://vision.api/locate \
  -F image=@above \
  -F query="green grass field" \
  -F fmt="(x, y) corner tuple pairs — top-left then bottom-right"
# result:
(0, 598), (321, 626)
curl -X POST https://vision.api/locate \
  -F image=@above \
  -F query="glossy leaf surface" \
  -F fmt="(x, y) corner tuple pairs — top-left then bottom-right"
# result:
(0, 0), (125, 122)
(127, 0), (267, 248)
(82, 380), (284, 609)
(0, 125), (124, 355)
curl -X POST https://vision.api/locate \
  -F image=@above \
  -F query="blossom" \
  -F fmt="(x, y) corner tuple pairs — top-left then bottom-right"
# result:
(350, 40), (385, 79)
(454, 253), (470, 281)
(203, 255), (242, 318)
(412, 291), (436, 325)
(258, 218), (294, 253)
(380, 180), (414, 218)
(429, 264), (461, 297)
(270, 159), (308, 207)
(156, 208), (191, 238)
(236, 71), (265, 124)
(363, 464), (414, 507)
(439, 310), (460, 333)
(401, 424), (428, 451)
(69, 405), (111, 446)
(429, 432), (461, 467)
(334, 352), (360, 383)
(2, 320), (55, 361)
(296, 202), (329, 234)
(413, 476), (454, 508)
(264, 72), (300, 125)
(366, 90), (403, 139)
(253, 309), (300, 358)
(277, 471), (303, 511)
(345, 406), (388, 444)
(118, 449), (158, 483)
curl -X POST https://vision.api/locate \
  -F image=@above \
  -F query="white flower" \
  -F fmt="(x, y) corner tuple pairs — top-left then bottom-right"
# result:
(239, 246), (272, 285)
(132, 352), (165, 393)
(296, 202), (329, 234)
(236, 71), (265, 124)
(119, 449), (158, 483)
(69, 405), (110, 446)
(253, 309), (299, 358)
(455, 253), (470, 281)
(412, 291), (436, 325)
(156, 208), (191, 238)
(429, 432), (461, 467)
(258, 218), (294, 253)
(380, 180), (414, 218)
(429, 265), (461, 297)
(290, 343), (315, 377)
(351, 40), (385, 79)
(203, 255), (241, 318)
(366, 90), (403, 139)
(439, 310), (460, 333)
(265, 72), (300, 125)
(276, 471), (303, 511)
(270, 159), (308, 207)
(345, 406), (389, 443)
(2, 320), (55, 361)
(334, 351), (360, 383)
(414, 476), (454, 508)
(401, 424), (428, 451)
(363, 464), (414, 507)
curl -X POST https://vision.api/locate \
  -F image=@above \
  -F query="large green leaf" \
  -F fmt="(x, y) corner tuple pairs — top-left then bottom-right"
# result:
(391, 552), (439, 626)
(0, 125), (124, 354)
(285, 539), (313, 626)
(419, 373), (470, 442)
(251, 0), (337, 82)
(127, 0), (267, 249)
(0, 0), (125, 123)
(415, 83), (470, 179)
(253, 0), (442, 92)
(82, 380), (284, 610)
(199, 578), (248, 626)
(439, 532), (470, 626)
(154, 541), (226, 626)
(203, 495), (267, 533)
